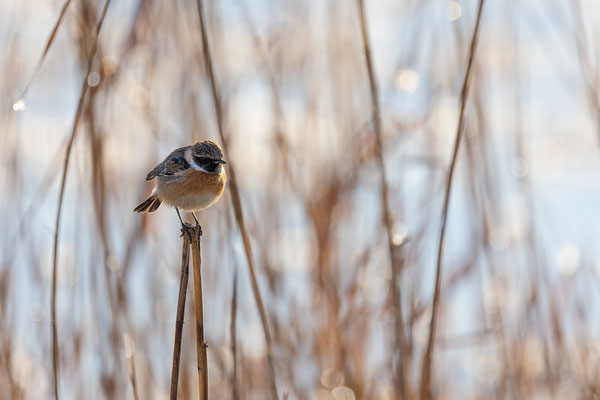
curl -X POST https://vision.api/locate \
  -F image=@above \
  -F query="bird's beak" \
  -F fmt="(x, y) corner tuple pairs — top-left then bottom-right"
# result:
(218, 159), (227, 164)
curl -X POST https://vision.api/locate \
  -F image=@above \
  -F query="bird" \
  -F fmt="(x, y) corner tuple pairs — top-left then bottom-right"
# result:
(134, 140), (227, 230)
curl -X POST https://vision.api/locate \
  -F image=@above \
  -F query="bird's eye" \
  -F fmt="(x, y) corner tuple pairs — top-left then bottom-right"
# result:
(205, 162), (219, 173)
(194, 156), (220, 172)
(194, 156), (211, 165)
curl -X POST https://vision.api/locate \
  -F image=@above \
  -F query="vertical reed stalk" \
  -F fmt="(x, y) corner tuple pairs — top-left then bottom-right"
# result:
(195, 1), (278, 398)
(129, 353), (140, 400)
(570, 0), (600, 147)
(170, 231), (191, 400)
(230, 269), (239, 400)
(419, 1), (486, 398)
(190, 227), (208, 400)
(49, 1), (112, 398)
(356, 0), (407, 396)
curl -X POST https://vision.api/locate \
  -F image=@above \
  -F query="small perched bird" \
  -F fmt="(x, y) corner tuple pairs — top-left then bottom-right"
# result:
(134, 140), (227, 227)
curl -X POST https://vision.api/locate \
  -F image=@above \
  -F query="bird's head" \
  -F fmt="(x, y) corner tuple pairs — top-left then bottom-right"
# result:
(189, 141), (227, 174)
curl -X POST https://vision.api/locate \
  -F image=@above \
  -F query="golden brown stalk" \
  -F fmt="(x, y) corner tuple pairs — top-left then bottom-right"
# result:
(356, 0), (407, 397)
(170, 231), (191, 400)
(129, 352), (140, 400)
(230, 269), (239, 400)
(49, 1), (112, 398)
(195, 1), (278, 398)
(190, 227), (208, 400)
(419, 1), (486, 398)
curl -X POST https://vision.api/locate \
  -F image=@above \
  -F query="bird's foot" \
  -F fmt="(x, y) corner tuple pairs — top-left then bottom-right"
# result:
(180, 222), (194, 242)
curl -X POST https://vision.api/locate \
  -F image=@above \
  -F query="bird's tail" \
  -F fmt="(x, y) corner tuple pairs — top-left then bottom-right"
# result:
(134, 196), (162, 214)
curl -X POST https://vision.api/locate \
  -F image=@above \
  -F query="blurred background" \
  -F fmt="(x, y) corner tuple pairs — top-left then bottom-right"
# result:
(1, 0), (600, 398)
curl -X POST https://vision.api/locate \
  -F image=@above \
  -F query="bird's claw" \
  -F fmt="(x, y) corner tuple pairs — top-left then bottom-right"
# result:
(180, 222), (194, 241)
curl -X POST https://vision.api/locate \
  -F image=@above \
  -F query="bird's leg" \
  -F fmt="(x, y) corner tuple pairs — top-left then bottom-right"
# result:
(191, 212), (200, 226)
(176, 207), (193, 240)
(191, 212), (203, 236)
(175, 207), (186, 226)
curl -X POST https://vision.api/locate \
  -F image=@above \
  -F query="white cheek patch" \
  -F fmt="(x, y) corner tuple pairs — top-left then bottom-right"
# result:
(189, 158), (201, 170)
(186, 151), (211, 173)
(190, 161), (211, 173)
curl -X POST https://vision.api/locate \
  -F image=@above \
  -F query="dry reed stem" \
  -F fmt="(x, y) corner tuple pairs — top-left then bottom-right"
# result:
(419, 1), (486, 398)
(570, 0), (600, 147)
(86, 81), (126, 394)
(170, 231), (191, 400)
(129, 352), (140, 400)
(195, 1), (278, 398)
(190, 226), (208, 400)
(356, 0), (407, 396)
(230, 269), (239, 400)
(49, 1), (112, 398)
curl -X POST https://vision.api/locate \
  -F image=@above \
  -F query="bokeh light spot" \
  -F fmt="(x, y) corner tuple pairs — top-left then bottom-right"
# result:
(447, 1), (462, 21)
(87, 71), (101, 87)
(556, 243), (580, 276)
(332, 386), (355, 400)
(12, 98), (26, 111)
(395, 69), (420, 93)
(320, 368), (344, 389)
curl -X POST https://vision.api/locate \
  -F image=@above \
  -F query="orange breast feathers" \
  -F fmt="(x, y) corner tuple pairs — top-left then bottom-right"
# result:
(157, 168), (226, 208)
(179, 168), (226, 197)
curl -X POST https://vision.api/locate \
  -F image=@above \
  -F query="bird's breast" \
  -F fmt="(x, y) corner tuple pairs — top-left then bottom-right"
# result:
(157, 170), (226, 211)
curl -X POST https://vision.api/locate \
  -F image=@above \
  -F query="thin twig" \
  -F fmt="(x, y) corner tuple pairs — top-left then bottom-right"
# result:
(356, 0), (407, 397)
(194, 2), (279, 399)
(170, 232), (191, 400)
(16, 0), (73, 102)
(419, 1), (486, 399)
(190, 227), (208, 400)
(49, 1), (112, 398)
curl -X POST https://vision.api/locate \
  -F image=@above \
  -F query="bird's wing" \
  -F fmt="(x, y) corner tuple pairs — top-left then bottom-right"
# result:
(145, 146), (190, 181)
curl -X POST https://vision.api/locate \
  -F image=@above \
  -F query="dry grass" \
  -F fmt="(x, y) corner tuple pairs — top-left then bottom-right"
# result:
(1, 0), (599, 399)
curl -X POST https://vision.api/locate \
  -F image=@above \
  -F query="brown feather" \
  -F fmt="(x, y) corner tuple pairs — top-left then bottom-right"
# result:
(134, 196), (161, 213)
(146, 146), (189, 181)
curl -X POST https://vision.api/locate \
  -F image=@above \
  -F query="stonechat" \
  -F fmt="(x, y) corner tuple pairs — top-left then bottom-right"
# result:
(134, 140), (227, 227)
